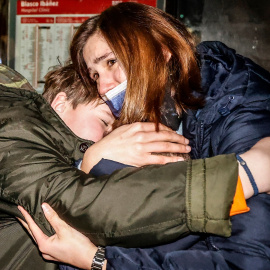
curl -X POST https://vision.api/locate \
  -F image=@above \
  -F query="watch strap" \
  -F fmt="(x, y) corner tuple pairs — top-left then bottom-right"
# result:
(91, 246), (106, 270)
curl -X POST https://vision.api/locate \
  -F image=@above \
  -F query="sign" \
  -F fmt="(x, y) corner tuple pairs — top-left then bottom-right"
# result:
(15, 0), (157, 92)
(17, 0), (157, 15)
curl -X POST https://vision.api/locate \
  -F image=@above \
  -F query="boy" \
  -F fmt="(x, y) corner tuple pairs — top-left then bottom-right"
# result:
(42, 64), (114, 143)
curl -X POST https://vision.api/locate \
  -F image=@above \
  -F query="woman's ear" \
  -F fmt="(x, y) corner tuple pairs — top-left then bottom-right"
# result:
(163, 49), (172, 62)
(51, 92), (68, 114)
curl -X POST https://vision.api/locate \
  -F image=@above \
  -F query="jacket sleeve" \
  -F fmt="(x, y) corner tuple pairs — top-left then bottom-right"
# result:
(1, 146), (238, 247)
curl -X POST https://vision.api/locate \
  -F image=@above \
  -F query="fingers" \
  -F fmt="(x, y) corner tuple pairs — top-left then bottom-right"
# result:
(42, 254), (58, 261)
(130, 123), (189, 145)
(41, 203), (69, 237)
(107, 122), (190, 146)
(146, 154), (185, 165)
(134, 130), (189, 145)
(120, 122), (177, 136)
(144, 123), (173, 132)
(17, 217), (37, 243)
(17, 216), (30, 231)
(139, 141), (191, 154)
(18, 206), (47, 244)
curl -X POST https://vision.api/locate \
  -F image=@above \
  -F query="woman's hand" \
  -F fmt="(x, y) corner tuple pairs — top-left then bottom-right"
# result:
(82, 122), (190, 173)
(17, 204), (105, 270)
(239, 137), (270, 199)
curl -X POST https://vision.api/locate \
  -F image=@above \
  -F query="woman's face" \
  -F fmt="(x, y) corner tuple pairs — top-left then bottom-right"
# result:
(83, 33), (127, 96)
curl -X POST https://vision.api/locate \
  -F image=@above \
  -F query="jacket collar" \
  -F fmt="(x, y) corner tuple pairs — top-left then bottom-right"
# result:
(0, 85), (94, 161)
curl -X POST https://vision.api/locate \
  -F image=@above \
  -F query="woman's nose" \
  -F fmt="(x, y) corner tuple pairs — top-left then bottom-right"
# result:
(98, 77), (118, 96)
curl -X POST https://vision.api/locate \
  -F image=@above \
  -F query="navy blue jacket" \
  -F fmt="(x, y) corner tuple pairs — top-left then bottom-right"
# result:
(61, 42), (270, 270)
(106, 42), (270, 269)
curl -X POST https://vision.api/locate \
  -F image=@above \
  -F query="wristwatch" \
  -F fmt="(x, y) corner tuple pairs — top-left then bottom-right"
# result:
(91, 246), (106, 270)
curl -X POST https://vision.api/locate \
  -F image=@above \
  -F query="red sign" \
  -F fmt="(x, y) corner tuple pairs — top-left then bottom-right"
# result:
(55, 17), (91, 24)
(17, 0), (157, 15)
(21, 17), (55, 23)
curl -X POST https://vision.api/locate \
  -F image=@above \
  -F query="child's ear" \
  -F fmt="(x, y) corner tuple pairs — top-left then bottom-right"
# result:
(51, 92), (68, 114)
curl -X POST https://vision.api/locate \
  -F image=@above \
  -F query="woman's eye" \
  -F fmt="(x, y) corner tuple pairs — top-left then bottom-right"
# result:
(90, 73), (99, 82)
(108, 59), (117, 67)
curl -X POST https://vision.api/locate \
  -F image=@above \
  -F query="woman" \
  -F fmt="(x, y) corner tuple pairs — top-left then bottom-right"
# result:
(72, 2), (270, 269)
(71, 2), (203, 131)
(20, 2), (270, 269)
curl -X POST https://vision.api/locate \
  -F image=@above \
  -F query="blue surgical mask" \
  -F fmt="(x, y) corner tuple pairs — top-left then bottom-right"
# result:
(102, 80), (127, 118)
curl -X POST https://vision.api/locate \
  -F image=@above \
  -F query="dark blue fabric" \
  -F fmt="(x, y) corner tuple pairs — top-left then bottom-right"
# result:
(183, 41), (270, 159)
(106, 41), (270, 269)
(90, 158), (132, 176)
(59, 264), (79, 270)
(73, 158), (82, 168)
(106, 243), (230, 270)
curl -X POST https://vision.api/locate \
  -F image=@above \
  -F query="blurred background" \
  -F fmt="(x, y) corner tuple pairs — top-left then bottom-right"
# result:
(0, 0), (269, 92)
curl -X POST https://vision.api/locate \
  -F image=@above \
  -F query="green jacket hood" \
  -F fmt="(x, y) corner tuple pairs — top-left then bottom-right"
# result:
(0, 64), (36, 91)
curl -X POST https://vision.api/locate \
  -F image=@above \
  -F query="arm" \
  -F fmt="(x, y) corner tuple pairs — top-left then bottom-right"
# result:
(17, 204), (234, 270)
(238, 137), (270, 197)
(0, 112), (238, 249)
(17, 137), (270, 269)
(210, 102), (270, 198)
(2, 151), (238, 247)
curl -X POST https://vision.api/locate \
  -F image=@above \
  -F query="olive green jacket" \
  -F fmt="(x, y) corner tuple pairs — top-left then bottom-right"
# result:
(0, 65), (238, 269)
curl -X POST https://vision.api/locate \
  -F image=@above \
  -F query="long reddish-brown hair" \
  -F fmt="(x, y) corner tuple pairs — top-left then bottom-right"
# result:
(70, 2), (204, 127)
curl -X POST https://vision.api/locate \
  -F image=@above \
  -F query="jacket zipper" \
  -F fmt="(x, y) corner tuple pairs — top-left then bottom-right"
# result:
(199, 119), (218, 251)
(207, 236), (219, 251)
(218, 95), (235, 116)
(198, 121), (204, 157)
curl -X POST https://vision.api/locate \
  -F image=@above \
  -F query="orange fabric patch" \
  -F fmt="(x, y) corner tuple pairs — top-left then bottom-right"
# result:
(230, 176), (250, 216)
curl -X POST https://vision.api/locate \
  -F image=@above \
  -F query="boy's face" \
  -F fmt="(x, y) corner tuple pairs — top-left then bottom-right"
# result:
(61, 101), (114, 142)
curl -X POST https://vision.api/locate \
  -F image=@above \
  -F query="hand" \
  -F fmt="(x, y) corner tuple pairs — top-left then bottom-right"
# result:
(17, 203), (105, 270)
(81, 122), (190, 173)
(239, 137), (270, 199)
